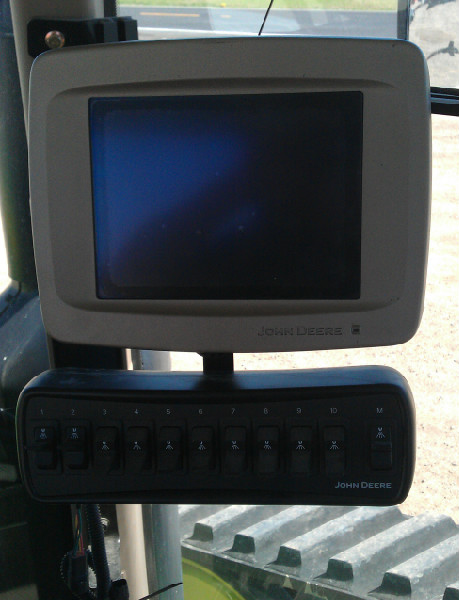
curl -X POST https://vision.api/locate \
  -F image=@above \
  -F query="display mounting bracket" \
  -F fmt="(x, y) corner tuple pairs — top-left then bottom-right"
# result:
(27, 16), (138, 58)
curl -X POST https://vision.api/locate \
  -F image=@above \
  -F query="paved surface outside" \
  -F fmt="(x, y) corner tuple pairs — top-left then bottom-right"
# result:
(409, 0), (459, 88)
(120, 4), (398, 36)
(122, 0), (458, 87)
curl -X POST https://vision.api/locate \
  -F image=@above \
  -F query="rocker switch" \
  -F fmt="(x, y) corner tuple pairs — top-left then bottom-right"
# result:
(190, 427), (215, 470)
(371, 424), (393, 470)
(126, 427), (151, 472)
(290, 427), (312, 474)
(158, 427), (183, 472)
(257, 427), (279, 474)
(63, 426), (88, 469)
(323, 426), (346, 476)
(33, 426), (57, 470)
(95, 427), (120, 471)
(224, 427), (247, 474)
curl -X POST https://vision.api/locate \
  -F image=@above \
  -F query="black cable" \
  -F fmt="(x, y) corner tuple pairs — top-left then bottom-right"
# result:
(258, 0), (275, 36)
(137, 582), (183, 600)
(104, 0), (118, 17)
(86, 504), (112, 600)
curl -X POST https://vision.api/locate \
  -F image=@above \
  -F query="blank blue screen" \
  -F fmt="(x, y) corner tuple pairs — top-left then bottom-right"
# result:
(89, 92), (362, 299)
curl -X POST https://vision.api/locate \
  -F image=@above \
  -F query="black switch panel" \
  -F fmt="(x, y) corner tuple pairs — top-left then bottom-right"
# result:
(16, 366), (415, 505)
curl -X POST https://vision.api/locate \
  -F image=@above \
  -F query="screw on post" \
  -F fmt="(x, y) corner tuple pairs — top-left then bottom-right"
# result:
(44, 30), (65, 50)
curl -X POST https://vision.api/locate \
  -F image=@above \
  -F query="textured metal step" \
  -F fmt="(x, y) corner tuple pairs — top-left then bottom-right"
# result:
(181, 505), (459, 600)
(371, 534), (459, 600)
(227, 505), (353, 564)
(320, 512), (458, 595)
(178, 504), (230, 536)
(187, 505), (287, 550)
(272, 506), (404, 577)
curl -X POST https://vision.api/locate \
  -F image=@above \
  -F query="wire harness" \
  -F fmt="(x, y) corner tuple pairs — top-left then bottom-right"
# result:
(61, 504), (129, 600)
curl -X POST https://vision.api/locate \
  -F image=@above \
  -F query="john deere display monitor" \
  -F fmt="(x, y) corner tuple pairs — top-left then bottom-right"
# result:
(28, 37), (431, 352)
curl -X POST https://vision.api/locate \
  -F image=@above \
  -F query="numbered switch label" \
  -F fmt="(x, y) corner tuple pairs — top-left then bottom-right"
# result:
(257, 426), (279, 474)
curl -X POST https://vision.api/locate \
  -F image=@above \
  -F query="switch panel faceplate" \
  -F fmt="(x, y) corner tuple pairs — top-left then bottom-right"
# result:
(16, 366), (415, 505)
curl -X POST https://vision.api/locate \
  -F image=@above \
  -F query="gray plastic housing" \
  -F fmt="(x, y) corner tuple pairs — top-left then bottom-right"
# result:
(28, 37), (431, 353)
